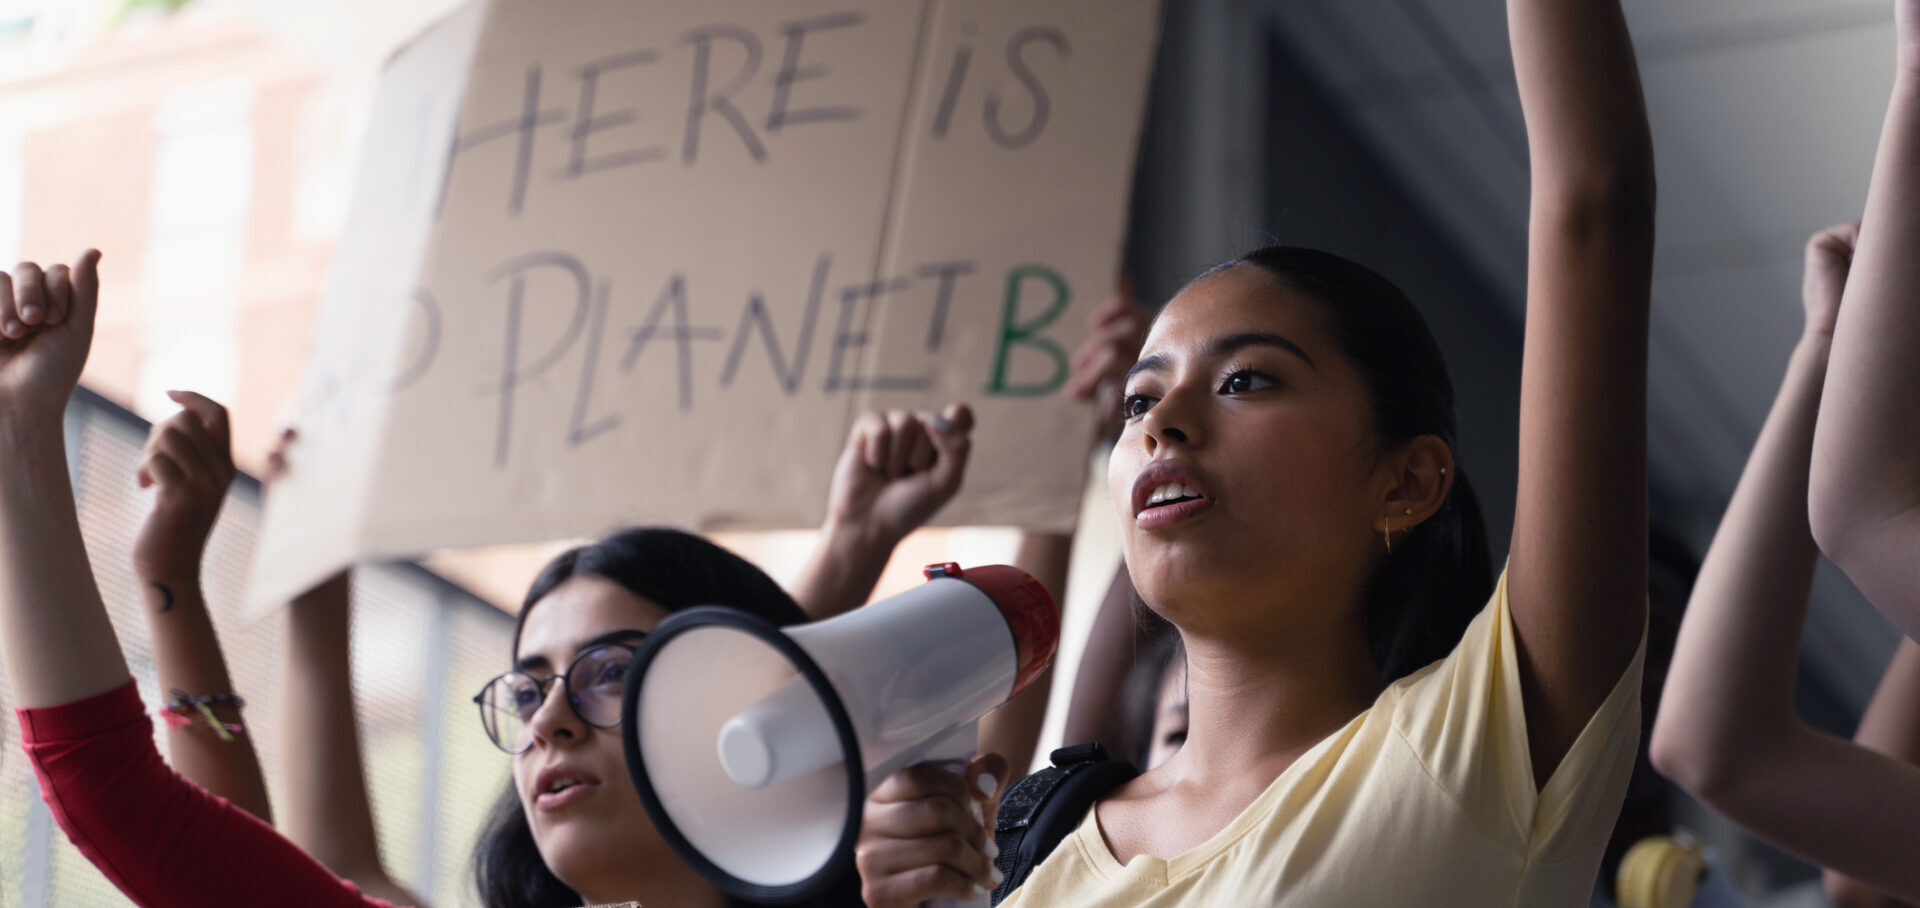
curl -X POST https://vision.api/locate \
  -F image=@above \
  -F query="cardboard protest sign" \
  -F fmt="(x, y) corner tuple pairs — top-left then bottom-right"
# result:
(252, 0), (1160, 611)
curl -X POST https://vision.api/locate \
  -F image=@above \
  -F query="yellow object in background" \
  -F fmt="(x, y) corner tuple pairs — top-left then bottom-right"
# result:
(1617, 833), (1708, 908)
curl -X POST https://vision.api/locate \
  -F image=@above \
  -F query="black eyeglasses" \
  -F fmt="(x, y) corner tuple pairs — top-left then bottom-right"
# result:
(473, 643), (638, 755)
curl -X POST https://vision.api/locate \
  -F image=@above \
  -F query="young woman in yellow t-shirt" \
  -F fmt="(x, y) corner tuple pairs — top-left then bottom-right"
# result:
(852, 0), (1656, 903)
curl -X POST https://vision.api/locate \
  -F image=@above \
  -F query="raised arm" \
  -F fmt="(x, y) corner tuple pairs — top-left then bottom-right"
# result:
(264, 431), (423, 905)
(1505, 0), (1657, 781)
(132, 390), (273, 823)
(1650, 223), (1920, 903)
(1061, 566), (1140, 749)
(790, 403), (973, 619)
(1808, 0), (1920, 640)
(1823, 638), (1920, 908)
(2, 254), (400, 908)
(281, 569), (426, 907)
(0, 251), (129, 708)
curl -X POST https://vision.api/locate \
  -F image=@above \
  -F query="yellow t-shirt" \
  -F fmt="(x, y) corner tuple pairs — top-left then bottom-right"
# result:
(1001, 570), (1645, 907)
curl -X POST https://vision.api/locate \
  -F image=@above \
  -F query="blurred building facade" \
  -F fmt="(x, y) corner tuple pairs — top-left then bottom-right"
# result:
(2, 1), (343, 463)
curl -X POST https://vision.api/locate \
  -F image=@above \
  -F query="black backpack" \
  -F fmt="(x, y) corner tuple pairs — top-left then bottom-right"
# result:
(988, 743), (1140, 905)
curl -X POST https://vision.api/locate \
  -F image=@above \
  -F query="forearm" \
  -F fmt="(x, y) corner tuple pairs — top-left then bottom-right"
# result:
(1811, 75), (1920, 634)
(1011, 533), (1071, 617)
(1824, 873), (1913, 908)
(139, 573), (275, 824)
(1653, 339), (1829, 794)
(1509, 0), (1656, 205)
(1061, 566), (1137, 748)
(281, 573), (393, 883)
(791, 519), (897, 620)
(982, 666), (1051, 779)
(1852, 639), (1920, 774)
(0, 419), (130, 707)
(980, 533), (1072, 774)
(1823, 639), (1920, 908)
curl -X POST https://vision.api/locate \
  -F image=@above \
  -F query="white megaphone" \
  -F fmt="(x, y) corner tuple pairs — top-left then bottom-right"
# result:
(623, 562), (1058, 905)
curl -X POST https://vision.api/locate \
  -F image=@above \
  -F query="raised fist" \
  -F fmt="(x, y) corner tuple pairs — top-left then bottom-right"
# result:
(825, 403), (974, 548)
(133, 391), (238, 583)
(0, 250), (102, 424)
(1802, 221), (1860, 339)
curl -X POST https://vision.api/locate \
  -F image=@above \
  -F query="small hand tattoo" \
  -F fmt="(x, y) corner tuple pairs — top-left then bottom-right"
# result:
(149, 582), (175, 614)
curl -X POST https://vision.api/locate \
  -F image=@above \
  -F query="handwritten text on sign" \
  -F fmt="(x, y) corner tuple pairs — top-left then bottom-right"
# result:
(251, 0), (1159, 612)
(332, 253), (1074, 469)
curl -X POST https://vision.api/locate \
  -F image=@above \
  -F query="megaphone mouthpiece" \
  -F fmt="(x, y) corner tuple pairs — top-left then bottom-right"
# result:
(718, 677), (840, 789)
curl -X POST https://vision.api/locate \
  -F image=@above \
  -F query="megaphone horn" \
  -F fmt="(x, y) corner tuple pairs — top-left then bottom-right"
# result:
(623, 563), (1058, 904)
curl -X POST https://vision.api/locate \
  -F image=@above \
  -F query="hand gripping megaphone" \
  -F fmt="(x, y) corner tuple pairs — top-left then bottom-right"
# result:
(622, 563), (1058, 905)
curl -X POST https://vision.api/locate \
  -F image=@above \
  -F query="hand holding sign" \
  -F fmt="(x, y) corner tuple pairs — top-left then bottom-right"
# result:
(1067, 276), (1150, 441)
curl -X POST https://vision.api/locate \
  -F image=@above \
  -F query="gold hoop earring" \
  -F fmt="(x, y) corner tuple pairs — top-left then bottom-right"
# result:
(1384, 521), (1393, 554)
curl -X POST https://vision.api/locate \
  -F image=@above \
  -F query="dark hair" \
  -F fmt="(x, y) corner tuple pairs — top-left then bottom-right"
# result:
(473, 527), (811, 908)
(1206, 246), (1495, 681)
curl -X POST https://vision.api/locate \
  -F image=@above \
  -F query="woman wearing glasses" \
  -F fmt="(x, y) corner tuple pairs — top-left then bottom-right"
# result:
(468, 526), (870, 908)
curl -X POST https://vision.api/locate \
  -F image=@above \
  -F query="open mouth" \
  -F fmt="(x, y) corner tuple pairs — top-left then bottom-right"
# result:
(535, 778), (596, 811)
(1130, 461), (1215, 529)
(1132, 472), (1215, 530)
(533, 768), (601, 812)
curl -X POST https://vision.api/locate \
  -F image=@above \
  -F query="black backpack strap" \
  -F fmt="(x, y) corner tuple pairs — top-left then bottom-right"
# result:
(989, 743), (1139, 905)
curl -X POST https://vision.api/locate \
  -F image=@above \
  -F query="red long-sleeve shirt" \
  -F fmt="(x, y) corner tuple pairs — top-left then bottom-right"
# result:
(17, 680), (403, 908)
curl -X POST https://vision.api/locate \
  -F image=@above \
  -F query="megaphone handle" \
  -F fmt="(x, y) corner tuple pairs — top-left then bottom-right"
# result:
(921, 721), (989, 908)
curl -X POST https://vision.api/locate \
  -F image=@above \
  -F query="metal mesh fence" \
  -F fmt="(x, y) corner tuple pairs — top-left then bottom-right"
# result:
(0, 388), (515, 907)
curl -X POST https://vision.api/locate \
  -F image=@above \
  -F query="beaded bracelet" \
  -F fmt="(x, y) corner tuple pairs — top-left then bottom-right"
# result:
(158, 690), (247, 741)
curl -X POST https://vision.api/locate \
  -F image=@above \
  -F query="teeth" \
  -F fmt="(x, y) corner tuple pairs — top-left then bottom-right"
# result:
(548, 778), (578, 793)
(1146, 482), (1199, 506)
